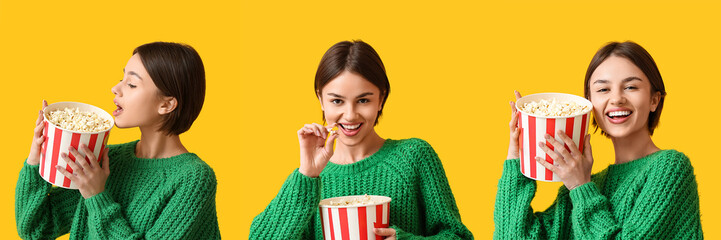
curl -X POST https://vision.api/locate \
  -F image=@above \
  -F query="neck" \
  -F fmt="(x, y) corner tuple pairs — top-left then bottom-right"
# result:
(331, 130), (385, 164)
(136, 126), (188, 159)
(610, 128), (660, 164)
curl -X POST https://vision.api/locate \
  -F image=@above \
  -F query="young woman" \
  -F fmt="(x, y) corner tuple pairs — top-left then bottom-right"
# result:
(16, 42), (220, 239)
(494, 41), (703, 239)
(250, 40), (473, 239)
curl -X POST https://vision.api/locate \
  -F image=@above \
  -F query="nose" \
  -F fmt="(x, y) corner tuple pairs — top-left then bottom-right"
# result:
(111, 81), (121, 96)
(342, 103), (359, 120)
(609, 89), (626, 105)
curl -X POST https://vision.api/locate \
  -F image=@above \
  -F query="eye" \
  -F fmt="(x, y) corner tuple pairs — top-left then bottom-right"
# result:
(128, 83), (137, 88)
(331, 99), (343, 104)
(625, 86), (638, 90)
(596, 88), (609, 93)
(358, 98), (370, 103)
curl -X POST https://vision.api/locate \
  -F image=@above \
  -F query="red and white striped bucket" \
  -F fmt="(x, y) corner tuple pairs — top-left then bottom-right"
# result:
(319, 195), (392, 240)
(40, 102), (113, 189)
(516, 93), (592, 182)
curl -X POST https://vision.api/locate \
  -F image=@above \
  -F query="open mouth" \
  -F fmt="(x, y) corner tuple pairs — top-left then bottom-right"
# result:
(606, 110), (632, 123)
(113, 101), (124, 117)
(338, 123), (363, 136)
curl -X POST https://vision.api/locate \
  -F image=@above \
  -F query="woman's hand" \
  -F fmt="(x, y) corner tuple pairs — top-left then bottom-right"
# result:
(57, 145), (110, 199)
(27, 100), (48, 166)
(506, 91), (522, 160)
(536, 130), (594, 190)
(298, 123), (338, 178)
(374, 228), (396, 239)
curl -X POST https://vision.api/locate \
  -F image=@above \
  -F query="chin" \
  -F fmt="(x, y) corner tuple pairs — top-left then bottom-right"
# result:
(337, 134), (364, 147)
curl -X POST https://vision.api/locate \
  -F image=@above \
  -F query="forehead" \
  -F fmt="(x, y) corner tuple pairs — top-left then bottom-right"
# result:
(124, 54), (150, 78)
(590, 55), (648, 84)
(322, 71), (380, 95)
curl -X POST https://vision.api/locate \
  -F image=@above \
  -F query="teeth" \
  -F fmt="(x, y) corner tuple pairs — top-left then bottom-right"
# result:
(341, 123), (361, 130)
(608, 111), (631, 117)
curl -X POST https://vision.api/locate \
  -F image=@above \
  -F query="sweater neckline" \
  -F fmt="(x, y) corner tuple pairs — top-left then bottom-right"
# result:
(322, 139), (395, 175)
(121, 140), (198, 169)
(607, 149), (667, 175)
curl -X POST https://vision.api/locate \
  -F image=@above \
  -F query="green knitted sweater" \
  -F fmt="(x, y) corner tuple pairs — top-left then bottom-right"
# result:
(494, 149), (703, 239)
(15, 140), (220, 239)
(249, 138), (473, 239)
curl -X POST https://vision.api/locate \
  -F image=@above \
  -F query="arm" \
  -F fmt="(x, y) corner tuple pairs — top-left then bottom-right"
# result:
(570, 151), (703, 239)
(15, 162), (82, 239)
(392, 139), (473, 239)
(84, 165), (220, 239)
(493, 158), (574, 240)
(249, 169), (322, 240)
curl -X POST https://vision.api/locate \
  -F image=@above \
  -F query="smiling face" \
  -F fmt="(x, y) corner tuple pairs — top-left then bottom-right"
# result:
(110, 54), (170, 130)
(319, 71), (383, 146)
(589, 55), (661, 139)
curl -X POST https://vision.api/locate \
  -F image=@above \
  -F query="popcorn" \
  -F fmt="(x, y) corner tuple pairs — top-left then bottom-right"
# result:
(519, 98), (590, 117)
(45, 107), (112, 132)
(327, 194), (377, 206)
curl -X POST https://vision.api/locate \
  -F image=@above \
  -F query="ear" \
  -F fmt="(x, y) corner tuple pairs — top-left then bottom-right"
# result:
(158, 96), (177, 115)
(650, 91), (661, 112)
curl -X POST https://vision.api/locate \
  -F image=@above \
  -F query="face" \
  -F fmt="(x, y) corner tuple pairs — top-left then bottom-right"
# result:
(319, 71), (383, 146)
(589, 55), (660, 139)
(111, 54), (173, 130)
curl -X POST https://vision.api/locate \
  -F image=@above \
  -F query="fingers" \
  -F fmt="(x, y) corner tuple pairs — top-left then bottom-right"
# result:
(42, 99), (48, 108)
(61, 152), (83, 175)
(583, 134), (593, 163)
(102, 148), (110, 174)
(373, 227), (396, 237)
(545, 133), (573, 162)
(324, 130), (338, 153)
(312, 123), (327, 139)
(556, 130), (582, 158)
(514, 90), (522, 100)
(536, 156), (558, 173)
(68, 146), (93, 171)
(537, 141), (563, 165)
(56, 166), (77, 182)
(508, 101), (519, 129)
(35, 110), (44, 126)
(80, 144), (101, 168)
(33, 121), (45, 139)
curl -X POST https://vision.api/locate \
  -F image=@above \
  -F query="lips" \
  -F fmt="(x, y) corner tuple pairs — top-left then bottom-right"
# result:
(338, 122), (362, 137)
(113, 100), (123, 117)
(605, 108), (632, 124)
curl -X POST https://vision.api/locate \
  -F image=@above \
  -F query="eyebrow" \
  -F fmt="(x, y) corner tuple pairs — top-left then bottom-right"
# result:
(326, 92), (375, 99)
(592, 76), (642, 84)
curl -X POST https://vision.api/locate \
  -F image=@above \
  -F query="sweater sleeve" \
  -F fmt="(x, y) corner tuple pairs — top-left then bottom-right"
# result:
(249, 169), (322, 240)
(392, 140), (473, 239)
(493, 158), (574, 240)
(15, 161), (82, 239)
(569, 151), (703, 239)
(84, 164), (220, 239)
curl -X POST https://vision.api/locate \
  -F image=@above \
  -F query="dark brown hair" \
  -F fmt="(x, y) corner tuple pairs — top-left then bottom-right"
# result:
(133, 42), (205, 135)
(314, 40), (390, 125)
(584, 41), (666, 136)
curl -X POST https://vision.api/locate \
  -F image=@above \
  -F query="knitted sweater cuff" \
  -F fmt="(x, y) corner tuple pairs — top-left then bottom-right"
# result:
(502, 158), (522, 178)
(20, 161), (51, 188)
(290, 168), (321, 193)
(85, 191), (114, 214)
(569, 182), (600, 203)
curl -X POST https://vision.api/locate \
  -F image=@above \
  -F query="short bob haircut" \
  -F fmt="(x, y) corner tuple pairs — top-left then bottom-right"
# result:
(584, 41), (666, 136)
(314, 40), (390, 125)
(133, 42), (205, 135)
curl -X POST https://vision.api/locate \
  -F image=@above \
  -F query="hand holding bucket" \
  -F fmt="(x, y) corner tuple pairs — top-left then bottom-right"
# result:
(513, 92), (592, 184)
(37, 101), (113, 189)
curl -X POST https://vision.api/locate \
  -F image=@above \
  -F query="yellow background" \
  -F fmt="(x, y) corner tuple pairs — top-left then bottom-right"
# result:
(1, 1), (719, 239)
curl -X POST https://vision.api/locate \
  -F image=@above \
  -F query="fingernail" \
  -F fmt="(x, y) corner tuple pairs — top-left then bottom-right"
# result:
(545, 134), (551, 139)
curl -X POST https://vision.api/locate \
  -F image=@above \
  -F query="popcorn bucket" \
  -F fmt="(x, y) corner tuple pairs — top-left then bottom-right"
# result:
(319, 195), (392, 240)
(40, 102), (113, 189)
(516, 93), (592, 182)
